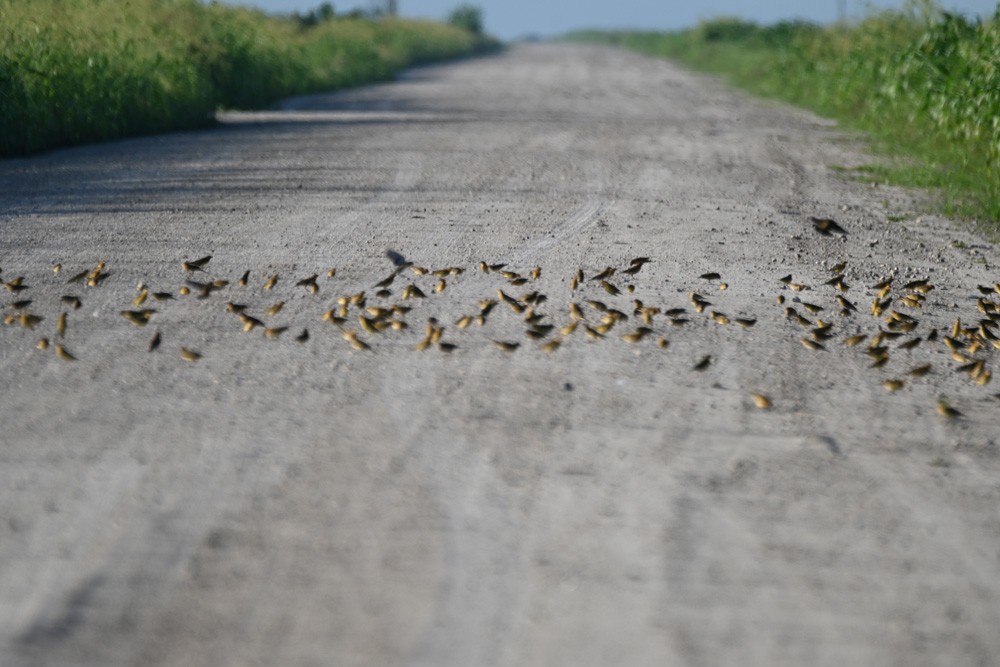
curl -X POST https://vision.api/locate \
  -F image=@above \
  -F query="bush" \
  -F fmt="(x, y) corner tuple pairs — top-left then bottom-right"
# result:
(0, 0), (484, 157)
(447, 4), (484, 36)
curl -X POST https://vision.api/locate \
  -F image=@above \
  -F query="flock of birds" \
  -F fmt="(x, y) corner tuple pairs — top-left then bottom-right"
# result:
(2, 216), (999, 419)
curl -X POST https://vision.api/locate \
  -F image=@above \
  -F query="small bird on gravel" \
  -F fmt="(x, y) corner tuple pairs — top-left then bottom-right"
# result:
(181, 255), (212, 272)
(385, 249), (410, 268)
(810, 216), (848, 236)
(296, 274), (319, 293)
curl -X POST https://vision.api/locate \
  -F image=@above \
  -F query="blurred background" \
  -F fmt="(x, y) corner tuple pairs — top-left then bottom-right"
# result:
(225, 0), (1000, 40)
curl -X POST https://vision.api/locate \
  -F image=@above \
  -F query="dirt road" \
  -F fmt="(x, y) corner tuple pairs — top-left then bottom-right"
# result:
(2, 43), (999, 666)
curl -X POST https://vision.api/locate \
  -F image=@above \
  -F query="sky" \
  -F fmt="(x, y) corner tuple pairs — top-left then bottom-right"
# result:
(226, 0), (1000, 40)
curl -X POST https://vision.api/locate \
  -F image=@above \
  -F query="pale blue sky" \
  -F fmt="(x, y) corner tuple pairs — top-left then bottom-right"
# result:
(227, 0), (999, 40)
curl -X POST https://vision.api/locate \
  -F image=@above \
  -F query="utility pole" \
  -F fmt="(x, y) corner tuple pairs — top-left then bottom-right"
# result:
(387, 0), (397, 16)
(837, 0), (846, 23)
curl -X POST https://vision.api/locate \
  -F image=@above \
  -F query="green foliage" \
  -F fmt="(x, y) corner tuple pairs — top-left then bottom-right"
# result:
(447, 4), (484, 36)
(0, 0), (485, 157)
(296, 3), (336, 28)
(568, 5), (1000, 227)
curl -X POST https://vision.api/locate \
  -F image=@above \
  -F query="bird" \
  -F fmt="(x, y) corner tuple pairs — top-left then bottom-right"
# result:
(181, 255), (212, 272)
(343, 330), (371, 351)
(540, 338), (562, 353)
(295, 329), (309, 343)
(121, 309), (155, 327)
(883, 379), (906, 392)
(240, 314), (263, 332)
(263, 275), (279, 290)
(936, 400), (962, 419)
(493, 340), (519, 352)
(700, 272), (722, 281)
(750, 393), (772, 409)
(296, 274), (319, 293)
(180, 347), (202, 362)
(55, 343), (77, 361)
(836, 296), (857, 313)
(3, 276), (27, 292)
(692, 355), (712, 371)
(622, 327), (652, 343)
(600, 280), (621, 296)
(385, 249), (409, 267)
(801, 338), (825, 351)
(801, 302), (824, 315)
(810, 216), (848, 236)
(149, 332), (161, 352)
(560, 322), (579, 336)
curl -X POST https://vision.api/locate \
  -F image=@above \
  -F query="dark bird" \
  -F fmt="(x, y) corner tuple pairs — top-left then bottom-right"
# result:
(385, 249), (409, 267)
(297, 274), (319, 293)
(810, 216), (848, 236)
(692, 355), (712, 371)
(181, 255), (212, 272)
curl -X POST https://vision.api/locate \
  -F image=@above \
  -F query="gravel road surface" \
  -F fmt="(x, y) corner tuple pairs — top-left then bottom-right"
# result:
(2, 43), (999, 666)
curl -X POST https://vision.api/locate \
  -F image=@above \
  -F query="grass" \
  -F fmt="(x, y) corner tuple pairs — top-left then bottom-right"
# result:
(567, 3), (1000, 231)
(0, 0), (497, 158)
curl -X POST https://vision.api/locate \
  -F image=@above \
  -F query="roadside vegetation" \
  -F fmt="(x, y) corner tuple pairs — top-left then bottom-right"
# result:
(568, 1), (1000, 229)
(0, 0), (497, 158)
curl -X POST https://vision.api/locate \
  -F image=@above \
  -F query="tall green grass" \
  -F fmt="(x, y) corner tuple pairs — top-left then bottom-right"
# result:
(569, 4), (1000, 227)
(0, 0), (494, 157)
